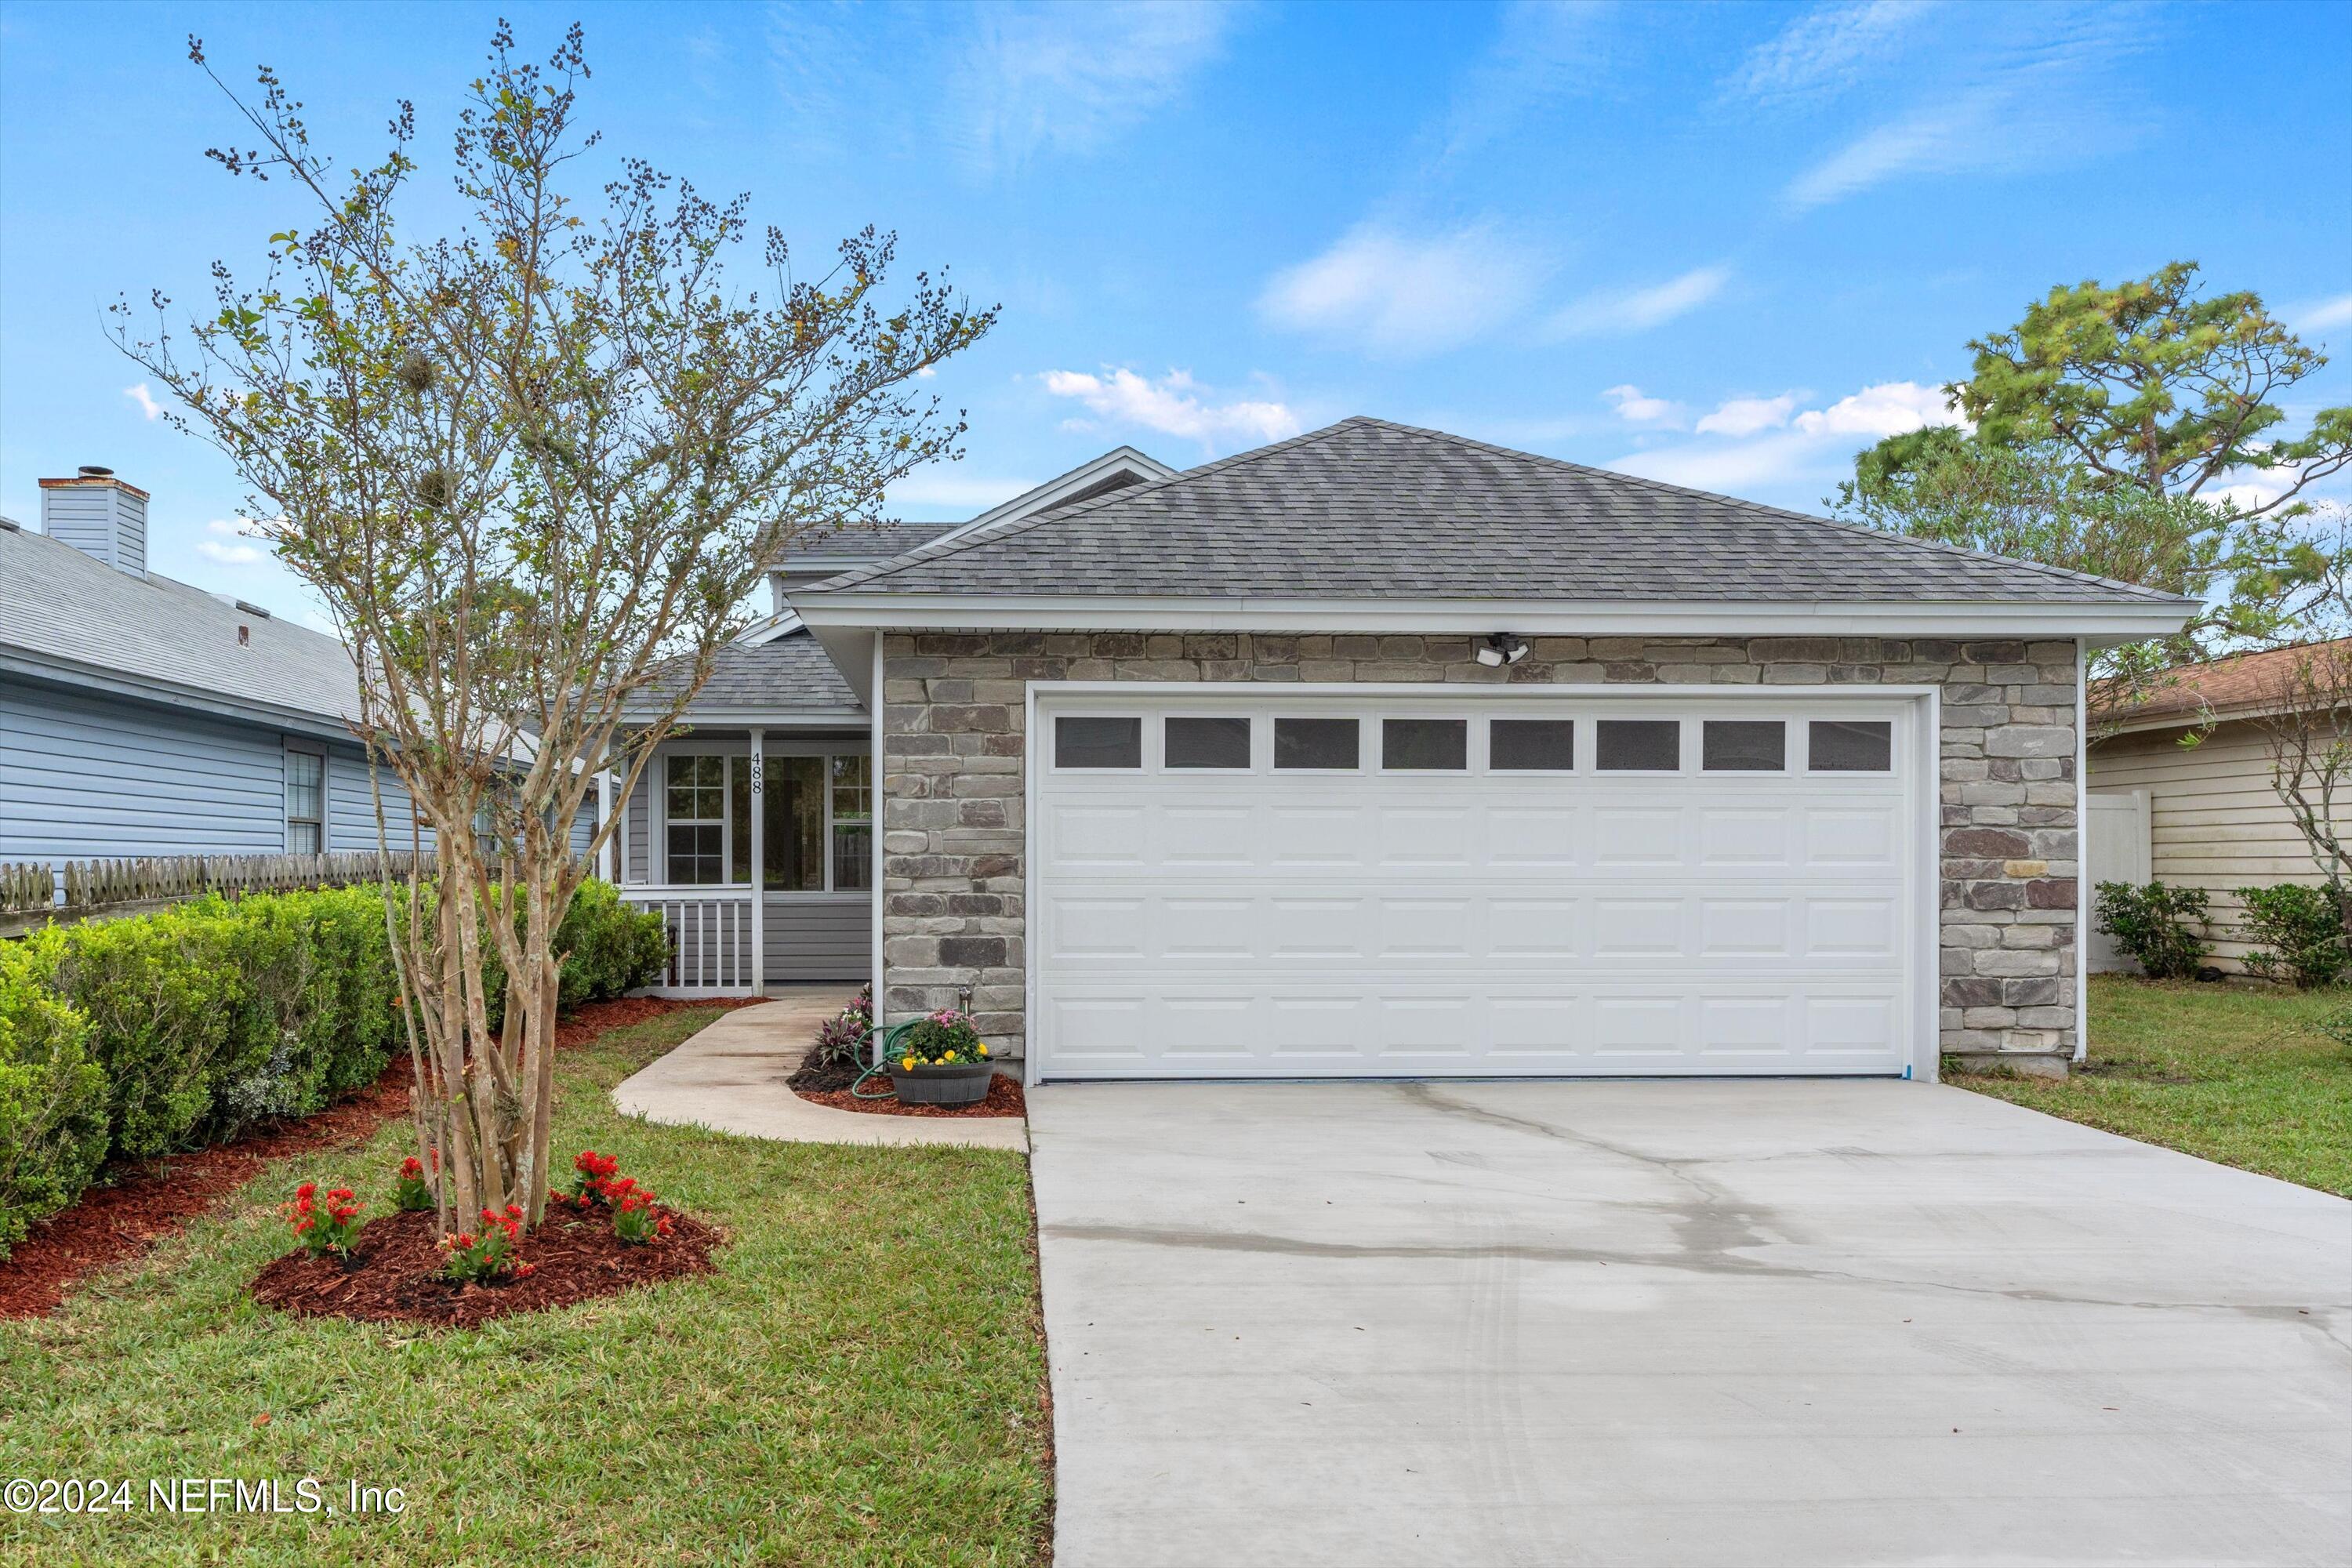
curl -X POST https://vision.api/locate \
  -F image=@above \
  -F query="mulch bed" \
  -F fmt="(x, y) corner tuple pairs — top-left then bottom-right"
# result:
(250, 1202), (720, 1329)
(792, 1069), (1027, 1120)
(0, 996), (752, 1320)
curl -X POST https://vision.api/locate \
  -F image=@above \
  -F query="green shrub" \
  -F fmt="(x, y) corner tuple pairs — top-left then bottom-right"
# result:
(2234, 882), (2349, 989)
(554, 879), (668, 1010)
(31, 913), (243, 1159)
(2, 876), (646, 1236)
(0, 944), (110, 1259)
(2092, 880), (2212, 980)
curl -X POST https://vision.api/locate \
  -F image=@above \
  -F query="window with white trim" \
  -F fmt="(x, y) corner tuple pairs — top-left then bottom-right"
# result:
(665, 754), (727, 885)
(285, 746), (325, 855)
(831, 755), (872, 891)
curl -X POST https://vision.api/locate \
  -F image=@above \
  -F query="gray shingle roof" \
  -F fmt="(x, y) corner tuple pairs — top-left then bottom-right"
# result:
(0, 522), (361, 724)
(627, 629), (860, 718)
(801, 417), (2189, 606)
(773, 520), (963, 567)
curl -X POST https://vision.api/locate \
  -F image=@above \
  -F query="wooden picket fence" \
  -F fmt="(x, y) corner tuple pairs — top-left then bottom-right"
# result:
(0, 850), (436, 937)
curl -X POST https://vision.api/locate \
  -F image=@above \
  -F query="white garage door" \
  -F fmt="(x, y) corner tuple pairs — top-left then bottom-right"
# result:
(1029, 692), (1926, 1080)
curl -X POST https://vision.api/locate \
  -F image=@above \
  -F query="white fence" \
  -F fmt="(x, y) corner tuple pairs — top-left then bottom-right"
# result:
(619, 887), (757, 996)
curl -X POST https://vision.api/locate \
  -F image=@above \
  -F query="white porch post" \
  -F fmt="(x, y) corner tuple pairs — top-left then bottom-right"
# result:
(596, 767), (615, 882)
(748, 728), (765, 996)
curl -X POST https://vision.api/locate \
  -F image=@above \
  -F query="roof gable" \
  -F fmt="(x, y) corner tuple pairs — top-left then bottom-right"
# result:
(800, 416), (2188, 608)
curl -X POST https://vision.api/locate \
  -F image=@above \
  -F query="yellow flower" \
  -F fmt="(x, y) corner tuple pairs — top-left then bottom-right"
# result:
(978, 1044), (989, 1057)
(901, 1057), (915, 1072)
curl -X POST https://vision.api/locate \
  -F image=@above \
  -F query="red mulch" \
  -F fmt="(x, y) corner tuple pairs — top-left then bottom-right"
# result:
(794, 1072), (1027, 1119)
(0, 996), (753, 1320)
(250, 1202), (720, 1328)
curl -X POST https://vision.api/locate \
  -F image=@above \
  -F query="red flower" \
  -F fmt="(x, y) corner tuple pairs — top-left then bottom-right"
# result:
(296, 1182), (317, 1201)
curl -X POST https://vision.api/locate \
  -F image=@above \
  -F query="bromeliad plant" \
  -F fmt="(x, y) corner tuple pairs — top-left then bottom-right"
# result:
(285, 1182), (363, 1259)
(441, 1203), (535, 1284)
(895, 1009), (988, 1072)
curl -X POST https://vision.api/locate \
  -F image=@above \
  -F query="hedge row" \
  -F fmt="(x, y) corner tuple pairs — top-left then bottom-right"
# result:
(0, 880), (665, 1258)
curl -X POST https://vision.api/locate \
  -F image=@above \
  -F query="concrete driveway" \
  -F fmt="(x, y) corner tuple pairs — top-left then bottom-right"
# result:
(1027, 1080), (2352, 1567)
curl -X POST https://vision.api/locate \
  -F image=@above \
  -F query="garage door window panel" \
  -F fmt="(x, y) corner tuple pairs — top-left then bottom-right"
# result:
(1166, 716), (1251, 770)
(1382, 717), (1467, 771)
(1057, 715), (1142, 769)
(1809, 720), (1893, 772)
(1703, 720), (1788, 772)
(1596, 719), (1682, 772)
(1275, 717), (1360, 771)
(1490, 719), (1575, 771)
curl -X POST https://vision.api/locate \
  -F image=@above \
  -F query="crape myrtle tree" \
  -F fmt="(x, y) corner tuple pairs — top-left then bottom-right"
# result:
(114, 24), (993, 1228)
(1833, 262), (2352, 710)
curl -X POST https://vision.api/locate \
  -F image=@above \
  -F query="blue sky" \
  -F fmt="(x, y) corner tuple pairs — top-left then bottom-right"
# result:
(3, 0), (2347, 628)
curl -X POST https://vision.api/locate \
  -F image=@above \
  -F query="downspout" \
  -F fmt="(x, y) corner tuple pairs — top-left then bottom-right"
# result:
(869, 633), (886, 1046)
(2075, 636), (2089, 1065)
(597, 766), (615, 882)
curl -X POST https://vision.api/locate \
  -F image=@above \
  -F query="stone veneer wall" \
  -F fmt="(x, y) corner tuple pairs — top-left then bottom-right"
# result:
(880, 633), (2081, 1073)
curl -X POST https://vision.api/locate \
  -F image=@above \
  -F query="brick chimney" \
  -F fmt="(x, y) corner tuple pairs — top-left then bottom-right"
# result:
(39, 466), (149, 578)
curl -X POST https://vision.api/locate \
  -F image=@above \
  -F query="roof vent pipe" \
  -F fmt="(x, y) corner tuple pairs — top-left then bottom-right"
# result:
(38, 468), (150, 579)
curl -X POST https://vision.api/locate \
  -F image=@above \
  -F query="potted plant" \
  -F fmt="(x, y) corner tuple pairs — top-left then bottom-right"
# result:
(890, 1009), (995, 1105)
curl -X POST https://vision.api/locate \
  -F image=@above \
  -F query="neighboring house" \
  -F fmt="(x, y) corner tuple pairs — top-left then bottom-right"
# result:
(2085, 638), (2349, 974)
(753, 416), (2194, 1081)
(0, 467), (592, 873)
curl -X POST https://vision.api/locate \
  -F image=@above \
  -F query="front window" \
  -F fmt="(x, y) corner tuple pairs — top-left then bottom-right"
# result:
(285, 747), (324, 855)
(831, 755), (873, 891)
(666, 749), (871, 889)
(665, 754), (726, 884)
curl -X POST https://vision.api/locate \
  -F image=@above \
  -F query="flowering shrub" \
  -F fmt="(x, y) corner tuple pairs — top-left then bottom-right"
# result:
(440, 1203), (534, 1283)
(567, 1149), (622, 1207)
(895, 1009), (988, 1072)
(612, 1186), (673, 1246)
(391, 1153), (435, 1212)
(285, 1181), (363, 1258)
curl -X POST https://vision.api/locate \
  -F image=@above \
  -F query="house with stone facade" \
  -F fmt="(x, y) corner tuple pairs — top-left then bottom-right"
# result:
(695, 416), (2190, 1080)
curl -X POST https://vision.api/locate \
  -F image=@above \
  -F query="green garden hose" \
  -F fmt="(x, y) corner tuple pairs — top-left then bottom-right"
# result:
(848, 1019), (922, 1100)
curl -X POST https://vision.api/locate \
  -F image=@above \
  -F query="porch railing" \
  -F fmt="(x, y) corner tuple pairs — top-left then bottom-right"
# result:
(619, 886), (757, 995)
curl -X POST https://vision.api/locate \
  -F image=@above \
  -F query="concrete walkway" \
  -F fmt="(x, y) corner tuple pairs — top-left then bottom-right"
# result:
(1030, 1078), (2352, 1568)
(612, 988), (1027, 1152)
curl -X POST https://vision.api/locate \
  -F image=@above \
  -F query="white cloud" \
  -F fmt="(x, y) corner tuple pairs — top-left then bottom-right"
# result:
(1041, 368), (1299, 447)
(198, 539), (262, 566)
(1696, 393), (1800, 437)
(1729, 0), (1935, 103)
(2292, 292), (2352, 335)
(125, 383), (165, 421)
(1792, 379), (1964, 438)
(1431, 0), (1612, 164)
(946, 2), (1237, 176)
(1780, 11), (2144, 209)
(1547, 265), (1731, 339)
(1608, 379), (1967, 496)
(1259, 223), (1545, 358)
(1602, 385), (1682, 426)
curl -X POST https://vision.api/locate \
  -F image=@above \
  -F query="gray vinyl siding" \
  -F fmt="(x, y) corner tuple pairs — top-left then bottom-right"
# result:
(2, 676), (291, 860)
(624, 765), (652, 881)
(325, 741), (433, 854)
(764, 895), (869, 982)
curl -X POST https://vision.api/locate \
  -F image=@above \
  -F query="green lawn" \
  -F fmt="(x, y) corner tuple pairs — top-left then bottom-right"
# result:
(1962, 974), (2352, 1197)
(0, 1007), (1050, 1567)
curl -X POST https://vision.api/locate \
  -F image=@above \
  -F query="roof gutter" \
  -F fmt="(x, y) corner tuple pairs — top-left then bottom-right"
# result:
(792, 595), (2199, 648)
